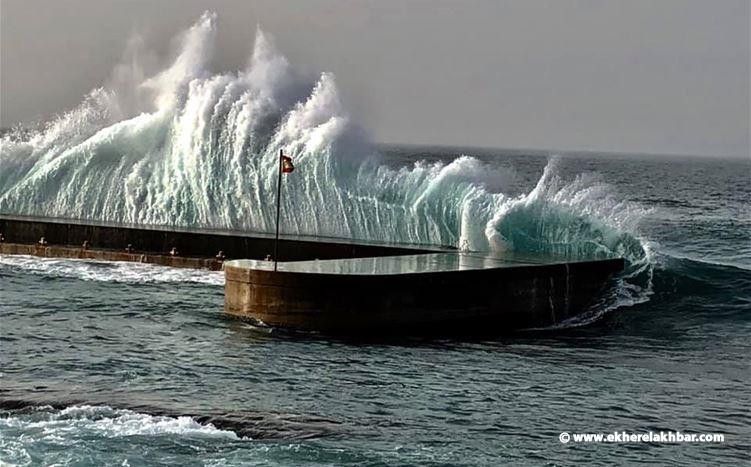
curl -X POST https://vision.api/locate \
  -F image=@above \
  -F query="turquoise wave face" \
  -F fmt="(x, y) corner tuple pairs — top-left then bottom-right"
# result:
(0, 13), (649, 276)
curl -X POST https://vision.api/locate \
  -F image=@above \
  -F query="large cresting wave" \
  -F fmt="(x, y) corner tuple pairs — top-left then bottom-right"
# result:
(0, 12), (651, 290)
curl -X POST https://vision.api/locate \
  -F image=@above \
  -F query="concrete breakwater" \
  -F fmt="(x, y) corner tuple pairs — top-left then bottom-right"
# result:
(0, 214), (624, 333)
(0, 242), (227, 270)
(224, 253), (625, 333)
(0, 215), (438, 268)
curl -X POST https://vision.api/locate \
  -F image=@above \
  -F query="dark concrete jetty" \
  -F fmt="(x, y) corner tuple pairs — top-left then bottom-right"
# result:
(224, 252), (623, 333)
(0, 214), (435, 265)
(0, 214), (624, 333)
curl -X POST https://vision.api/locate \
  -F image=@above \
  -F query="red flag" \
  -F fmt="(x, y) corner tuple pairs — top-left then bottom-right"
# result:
(281, 154), (294, 173)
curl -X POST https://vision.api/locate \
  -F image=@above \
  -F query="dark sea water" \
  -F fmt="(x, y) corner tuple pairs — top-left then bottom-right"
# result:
(1, 149), (749, 466)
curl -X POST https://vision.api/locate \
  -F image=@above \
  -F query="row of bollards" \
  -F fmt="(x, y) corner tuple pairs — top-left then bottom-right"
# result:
(30, 236), (229, 262)
(0, 233), (278, 264)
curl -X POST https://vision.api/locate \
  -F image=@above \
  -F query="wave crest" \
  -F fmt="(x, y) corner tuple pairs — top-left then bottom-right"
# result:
(0, 12), (650, 279)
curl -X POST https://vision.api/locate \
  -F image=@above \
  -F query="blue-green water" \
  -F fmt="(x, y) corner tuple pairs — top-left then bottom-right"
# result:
(1, 15), (749, 464)
(1, 151), (749, 466)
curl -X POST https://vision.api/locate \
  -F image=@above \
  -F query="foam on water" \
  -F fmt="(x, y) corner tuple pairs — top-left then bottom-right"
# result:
(0, 405), (240, 465)
(0, 12), (653, 310)
(0, 405), (238, 439)
(0, 254), (224, 285)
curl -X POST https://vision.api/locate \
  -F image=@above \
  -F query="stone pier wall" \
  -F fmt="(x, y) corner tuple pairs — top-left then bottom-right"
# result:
(0, 215), (437, 262)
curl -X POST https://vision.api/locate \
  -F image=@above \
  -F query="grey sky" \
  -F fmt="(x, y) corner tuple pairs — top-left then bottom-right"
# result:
(1, 0), (749, 158)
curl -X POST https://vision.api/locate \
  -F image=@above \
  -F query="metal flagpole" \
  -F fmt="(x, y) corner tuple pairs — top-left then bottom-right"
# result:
(273, 149), (283, 271)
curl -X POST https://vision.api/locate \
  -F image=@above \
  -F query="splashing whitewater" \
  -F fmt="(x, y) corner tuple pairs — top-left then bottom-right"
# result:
(0, 12), (651, 284)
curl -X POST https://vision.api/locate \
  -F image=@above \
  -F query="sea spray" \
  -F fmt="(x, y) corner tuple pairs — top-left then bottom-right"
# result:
(0, 12), (650, 280)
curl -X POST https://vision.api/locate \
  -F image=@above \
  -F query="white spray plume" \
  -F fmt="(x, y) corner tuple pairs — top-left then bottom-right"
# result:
(0, 13), (649, 269)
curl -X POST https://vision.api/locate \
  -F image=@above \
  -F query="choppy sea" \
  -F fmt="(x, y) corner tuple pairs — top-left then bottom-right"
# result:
(1, 148), (749, 466)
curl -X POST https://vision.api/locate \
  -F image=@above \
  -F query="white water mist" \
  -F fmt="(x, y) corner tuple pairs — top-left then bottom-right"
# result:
(0, 12), (648, 267)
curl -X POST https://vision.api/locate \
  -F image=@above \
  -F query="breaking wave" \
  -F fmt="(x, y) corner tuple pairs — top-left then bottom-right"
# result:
(0, 404), (239, 439)
(0, 404), (242, 466)
(0, 12), (652, 308)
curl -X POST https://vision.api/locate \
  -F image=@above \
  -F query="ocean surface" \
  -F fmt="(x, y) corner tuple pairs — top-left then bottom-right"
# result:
(1, 13), (750, 466)
(2, 149), (750, 466)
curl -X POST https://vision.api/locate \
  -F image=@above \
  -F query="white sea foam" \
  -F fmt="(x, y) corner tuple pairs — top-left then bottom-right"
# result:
(0, 405), (254, 466)
(0, 405), (239, 442)
(0, 255), (224, 285)
(0, 12), (654, 314)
